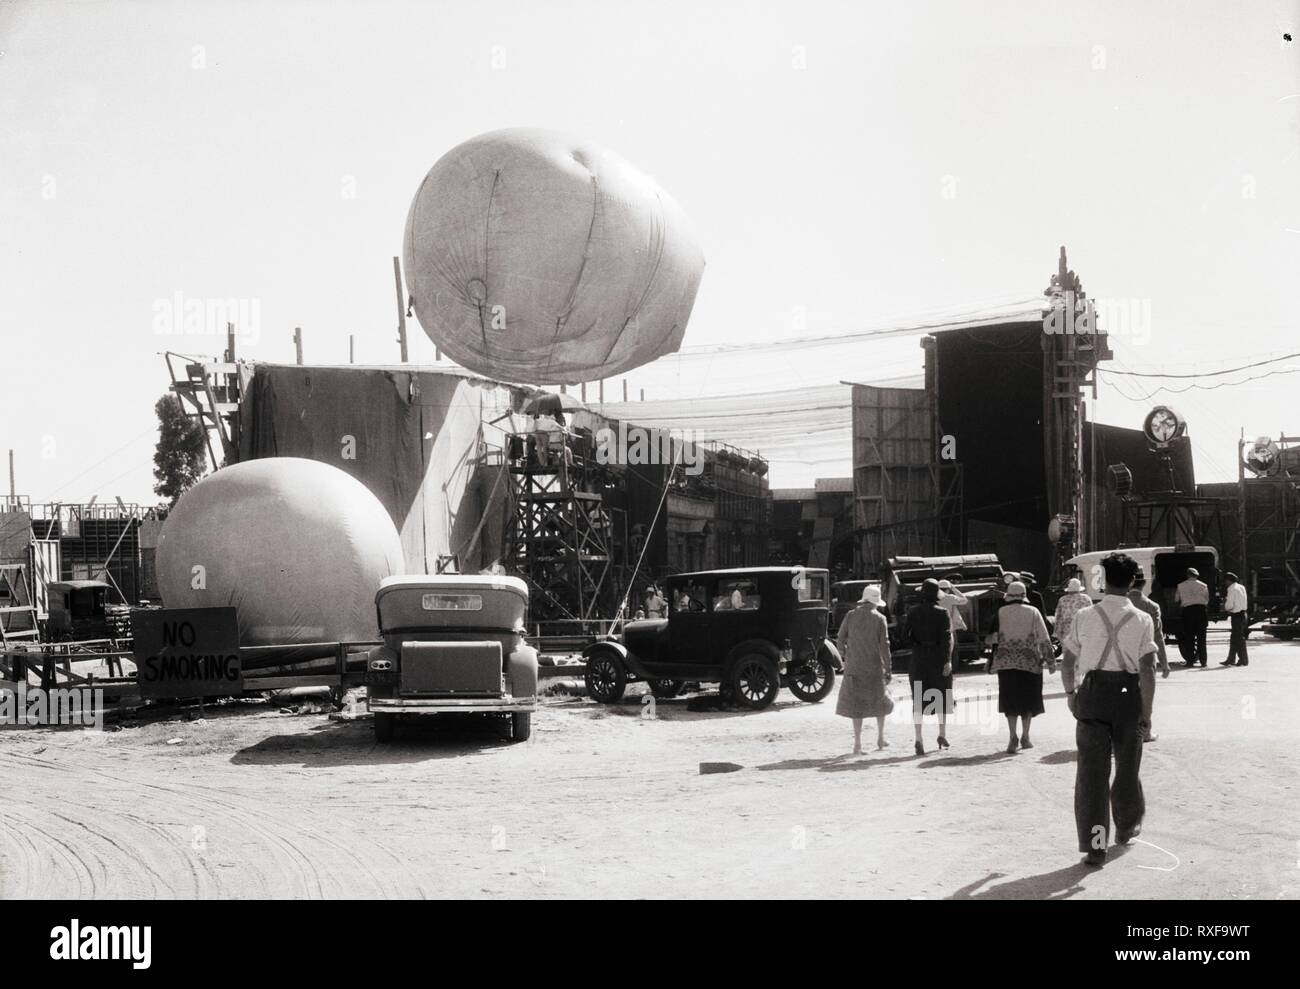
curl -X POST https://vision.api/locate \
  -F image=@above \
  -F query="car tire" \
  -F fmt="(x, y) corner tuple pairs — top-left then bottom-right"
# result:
(374, 712), (396, 743)
(648, 678), (685, 699)
(729, 653), (781, 710)
(584, 651), (627, 704)
(787, 653), (836, 703)
(511, 712), (532, 742)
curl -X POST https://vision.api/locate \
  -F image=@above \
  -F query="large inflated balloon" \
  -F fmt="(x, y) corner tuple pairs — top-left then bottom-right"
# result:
(403, 128), (705, 384)
(155, 458), (405, 647)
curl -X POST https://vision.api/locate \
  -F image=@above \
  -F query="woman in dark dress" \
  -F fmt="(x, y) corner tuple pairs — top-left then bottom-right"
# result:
(905, 578), (953, 755)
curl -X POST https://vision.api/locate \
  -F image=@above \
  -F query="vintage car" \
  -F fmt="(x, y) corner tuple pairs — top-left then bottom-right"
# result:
(582, 566), (841, 710)
(365, 575), (539, 743)
(830, 579), (875, 635)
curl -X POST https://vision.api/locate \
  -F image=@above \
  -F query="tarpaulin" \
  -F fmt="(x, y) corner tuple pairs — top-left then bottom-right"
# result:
(240, 364), (527, 575)
(404, 128), (705, 384)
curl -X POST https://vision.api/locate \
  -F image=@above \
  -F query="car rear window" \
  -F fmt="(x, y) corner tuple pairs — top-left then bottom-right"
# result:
(421, 593), (483, 611)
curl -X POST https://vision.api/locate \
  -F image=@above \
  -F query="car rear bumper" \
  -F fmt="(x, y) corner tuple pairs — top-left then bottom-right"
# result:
(369, 696), (538, 714)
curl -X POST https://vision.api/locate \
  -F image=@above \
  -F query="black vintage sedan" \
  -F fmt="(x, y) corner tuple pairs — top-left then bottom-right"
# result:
(583, 567), (841, 710)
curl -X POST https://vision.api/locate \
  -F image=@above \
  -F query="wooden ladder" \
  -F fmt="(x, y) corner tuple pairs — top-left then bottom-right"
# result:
(0, 564), (40, 647)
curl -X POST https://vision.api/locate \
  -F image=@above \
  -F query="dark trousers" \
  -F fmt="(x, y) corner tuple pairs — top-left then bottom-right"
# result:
(1074, 670), (1145, 853)
(1178, 605), (1207, 664)
(1226, 612), (1249, 664)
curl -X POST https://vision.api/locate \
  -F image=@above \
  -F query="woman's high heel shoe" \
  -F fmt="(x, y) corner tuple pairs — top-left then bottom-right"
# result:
(937, 735), (950, 750)
(914, 741), (925, 756)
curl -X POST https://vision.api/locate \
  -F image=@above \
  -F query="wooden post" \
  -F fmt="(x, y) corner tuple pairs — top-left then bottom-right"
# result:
(393, 256), (410, 363)
(640, 388), (645, 401)
(580, 382), (587, 403)
(7, 449), (13, 500)
(622, 379), (628, 402)
(226, 321), (236, 363)
(599, 379), (604, 407)
(293, 327), (303, 365)
(1238, 429), (1249, 594)
(349, 335), (355, 364)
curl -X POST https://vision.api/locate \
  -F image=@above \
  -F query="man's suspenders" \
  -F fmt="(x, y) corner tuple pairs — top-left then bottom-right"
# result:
(1093, 607), (1136, 672)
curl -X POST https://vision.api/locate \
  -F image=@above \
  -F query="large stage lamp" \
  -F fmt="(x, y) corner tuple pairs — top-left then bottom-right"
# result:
(1243, 435), (1280, 477)
(1142, 406), (1186, 449)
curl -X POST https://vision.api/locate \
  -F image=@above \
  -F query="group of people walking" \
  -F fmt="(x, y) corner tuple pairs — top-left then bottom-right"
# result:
(835, 573), (1068, 757)
(832, 552), (1243, 868)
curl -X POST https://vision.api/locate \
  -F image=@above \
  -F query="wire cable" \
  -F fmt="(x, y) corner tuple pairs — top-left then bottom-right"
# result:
(1097, 351), (1300, 379)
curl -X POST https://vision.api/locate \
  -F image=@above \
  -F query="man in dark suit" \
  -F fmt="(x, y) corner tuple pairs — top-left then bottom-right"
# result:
(1020, 572), (1048, 618)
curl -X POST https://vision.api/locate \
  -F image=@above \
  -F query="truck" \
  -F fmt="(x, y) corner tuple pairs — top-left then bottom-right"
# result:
(1064, 545), (1221, 642)
(881, 554), (1006, 667)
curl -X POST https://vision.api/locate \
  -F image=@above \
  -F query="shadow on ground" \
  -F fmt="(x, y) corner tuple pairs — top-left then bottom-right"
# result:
(947, 846), (1133, 899)
(757, 752), (923, 772)
(230, 713), (525, 767)
(554, 692), (809, 722)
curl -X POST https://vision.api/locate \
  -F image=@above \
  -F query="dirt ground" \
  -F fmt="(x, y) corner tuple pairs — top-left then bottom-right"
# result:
(2, 623), (1298, 900)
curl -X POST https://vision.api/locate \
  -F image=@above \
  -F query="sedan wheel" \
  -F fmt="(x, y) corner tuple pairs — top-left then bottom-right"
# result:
(584, 651), (627, 704)
(729, 654), (780, 710)
(787, 654), (835, 703)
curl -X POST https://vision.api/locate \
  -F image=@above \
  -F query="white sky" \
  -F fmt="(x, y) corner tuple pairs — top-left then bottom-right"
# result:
(2, 0), (1298, 502)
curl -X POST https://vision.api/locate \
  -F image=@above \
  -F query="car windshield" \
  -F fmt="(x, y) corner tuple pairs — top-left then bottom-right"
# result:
(672, 580), (709, 613)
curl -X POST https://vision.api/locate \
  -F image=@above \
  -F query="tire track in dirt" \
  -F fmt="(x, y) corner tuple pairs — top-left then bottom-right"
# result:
(0, 756), (211, 897)
(1, 752), (293, 897)
(0, 803), (97, 898)
(3, 748), (405, 897)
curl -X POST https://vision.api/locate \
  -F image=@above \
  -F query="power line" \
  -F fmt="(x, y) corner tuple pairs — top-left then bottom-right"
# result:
(1097, 351), (1300, 379)
(1102, 364), (1300, 402)
(42, 426), (157, 499)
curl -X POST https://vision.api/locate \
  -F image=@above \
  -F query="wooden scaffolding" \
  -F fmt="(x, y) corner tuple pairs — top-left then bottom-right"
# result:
(505, 431), (619, 627)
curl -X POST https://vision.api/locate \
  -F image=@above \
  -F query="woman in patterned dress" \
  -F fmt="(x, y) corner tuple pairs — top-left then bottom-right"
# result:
(835, 584), (894, 753)
(989, 581), (1057, 753)
(1053, 577), (1092, 645)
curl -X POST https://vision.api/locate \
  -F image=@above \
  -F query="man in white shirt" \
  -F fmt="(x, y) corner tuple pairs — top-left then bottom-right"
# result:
(1175, 567), (1210, 667)
(1220, 572), (1249, 667)
(937, 579), (968, 661)
(1062, 552), (1159, 867)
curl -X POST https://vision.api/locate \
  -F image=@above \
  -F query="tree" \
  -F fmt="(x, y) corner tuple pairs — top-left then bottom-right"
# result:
(153, 394), (208, 504)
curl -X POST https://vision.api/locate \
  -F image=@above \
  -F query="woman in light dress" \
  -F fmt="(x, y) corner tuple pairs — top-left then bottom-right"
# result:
(835, 585), (895, 753)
